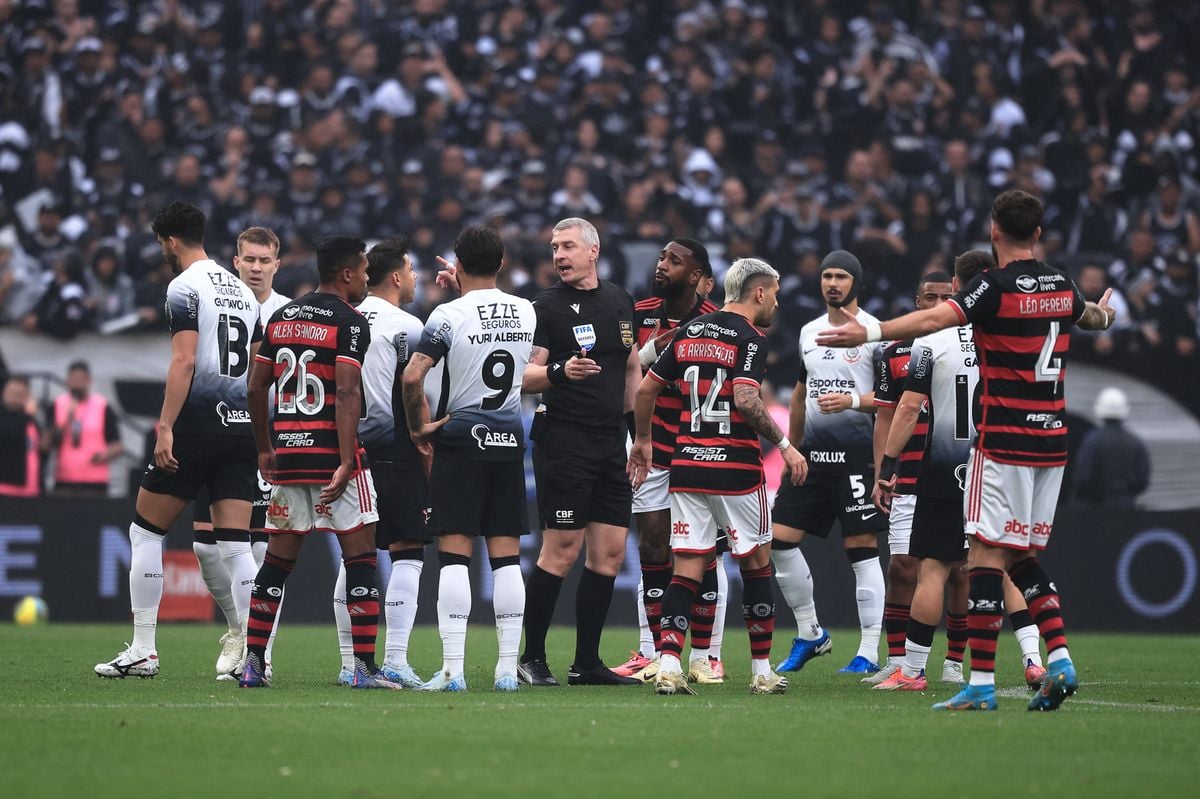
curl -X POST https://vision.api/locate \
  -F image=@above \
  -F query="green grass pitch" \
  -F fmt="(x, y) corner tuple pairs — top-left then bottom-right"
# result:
(3, 623), (1198, 798)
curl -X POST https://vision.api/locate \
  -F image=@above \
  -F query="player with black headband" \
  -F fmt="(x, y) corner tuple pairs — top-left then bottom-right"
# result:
(772, 250), (888, 676)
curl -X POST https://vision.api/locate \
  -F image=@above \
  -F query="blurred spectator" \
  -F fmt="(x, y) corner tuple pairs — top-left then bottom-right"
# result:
(1072, 387), (1150, 509)
(47, 360), (121, 498)
(22, 248), (90, 339)
(0, 375), (41, 498)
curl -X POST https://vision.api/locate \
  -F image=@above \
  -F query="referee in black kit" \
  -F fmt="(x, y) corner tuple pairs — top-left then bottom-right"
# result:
(519, 217), (643, 686)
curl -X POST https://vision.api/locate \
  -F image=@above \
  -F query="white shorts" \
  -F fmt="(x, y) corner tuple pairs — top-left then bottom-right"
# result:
(632, 467), (671, 513)
(670, 486), (771, 559)
(963, 450), (1062, 551)
(887, 493), (916, 556)
(266, 470), (379, 535)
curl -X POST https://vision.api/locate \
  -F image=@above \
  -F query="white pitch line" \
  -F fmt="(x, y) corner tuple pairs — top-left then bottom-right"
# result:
(995, 686), (1199, 712)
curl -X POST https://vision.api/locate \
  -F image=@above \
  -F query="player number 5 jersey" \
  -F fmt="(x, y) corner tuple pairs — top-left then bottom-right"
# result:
(648, 310), (769, 495)
(415, 288), (536, 462)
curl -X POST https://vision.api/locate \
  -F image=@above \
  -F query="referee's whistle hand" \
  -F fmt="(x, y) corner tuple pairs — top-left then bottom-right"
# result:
(566, 356), (601, 380)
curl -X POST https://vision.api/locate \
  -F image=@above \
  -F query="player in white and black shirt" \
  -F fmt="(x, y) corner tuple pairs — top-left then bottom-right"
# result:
(327, 238), (431, 687)
(772, 250), (888, 676)
(191, 226), (291, 681)
(96, 202), (262, 680)
(403, 226), (536, 692)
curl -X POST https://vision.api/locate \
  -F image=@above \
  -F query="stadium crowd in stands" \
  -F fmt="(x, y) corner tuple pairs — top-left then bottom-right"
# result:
(0, 0), (1197, 388)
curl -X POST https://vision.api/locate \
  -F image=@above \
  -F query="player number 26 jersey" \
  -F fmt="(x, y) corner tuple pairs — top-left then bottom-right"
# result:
(415, 288), (536, 462)
(649, 310), (769, 495)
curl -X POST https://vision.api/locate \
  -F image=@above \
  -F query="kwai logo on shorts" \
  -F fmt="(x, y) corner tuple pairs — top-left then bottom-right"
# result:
(472, 423), (519, 450)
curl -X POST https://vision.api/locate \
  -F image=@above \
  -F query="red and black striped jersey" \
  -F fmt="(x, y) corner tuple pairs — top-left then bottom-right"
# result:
(635, 295), (720, 469)
(648, 310), (769, 495)
(255, 291), (371, 483)
(948, 259), (1085, 467)
(873, 339), (927, 496)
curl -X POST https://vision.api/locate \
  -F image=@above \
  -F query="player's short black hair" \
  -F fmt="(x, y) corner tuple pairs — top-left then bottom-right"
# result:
(366, 236), (410, 286)
(917, 271), (953, 289)
(991, 190), (1042, 242)
(316, 235), (366, 283)
(454, 226), (504, 277)
(954, 250), (995, 285)
(150, 201), (206, 246)
(670, 236), (712, 277)
(67, 360), (90, 374)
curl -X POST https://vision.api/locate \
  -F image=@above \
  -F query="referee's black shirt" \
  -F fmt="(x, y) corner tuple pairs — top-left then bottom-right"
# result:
(533, 279), (634, 431)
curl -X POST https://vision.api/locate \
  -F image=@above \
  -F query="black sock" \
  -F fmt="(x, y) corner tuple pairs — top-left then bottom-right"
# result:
(659, 575), (700, 660)
(521, 566), (563, 662)
(906, 619), (937, 648)
(247, 553), (294, 660)
(573, 567), (615, 669)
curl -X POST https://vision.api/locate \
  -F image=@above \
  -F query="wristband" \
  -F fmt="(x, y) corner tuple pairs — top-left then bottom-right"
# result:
(878, 455), (898, 482)
(638, 337), (660, 368)
(547, 360), (569, 385)
(1103, 309), (1111, 330)
(864, 320), (883, 343)
(777, 436), (791, 451)
(850, 393), (861, 409)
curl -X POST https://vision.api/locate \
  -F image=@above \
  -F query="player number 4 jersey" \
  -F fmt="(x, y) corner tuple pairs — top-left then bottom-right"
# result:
(164, 260), (262, 437)
(906, 325), (979, 499)
(797, 311), (882, 471)
(649, 310), (769, 495)
(948, 259), (1085, 467)
(415, 288), (536, 462)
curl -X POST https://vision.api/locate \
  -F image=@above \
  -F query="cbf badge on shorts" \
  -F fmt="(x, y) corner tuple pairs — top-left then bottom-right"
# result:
(573, 323), (596, 356)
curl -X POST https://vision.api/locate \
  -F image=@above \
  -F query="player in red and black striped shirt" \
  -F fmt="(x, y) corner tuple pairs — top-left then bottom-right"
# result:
(630, 257), (808, 695)
(867, 271), (962, 681)
(615, 238), (719, 681)
(242, 235), (399, 689)
(818, 190), (1116, 711)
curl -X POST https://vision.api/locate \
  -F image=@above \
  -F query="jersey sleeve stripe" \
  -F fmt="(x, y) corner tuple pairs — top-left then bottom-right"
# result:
(335, 355), (363, 369)
(647, 370), (672, 385)
(731, 377), (760, 388)
(947, 299), (968, 324)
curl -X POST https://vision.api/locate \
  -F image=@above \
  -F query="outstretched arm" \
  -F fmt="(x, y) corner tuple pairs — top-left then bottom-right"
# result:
(817, 303), (961, 348)
(1076, 288), (1117, 331)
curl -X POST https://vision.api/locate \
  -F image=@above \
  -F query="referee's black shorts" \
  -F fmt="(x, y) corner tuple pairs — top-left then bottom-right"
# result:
(532, 417), (631, 531)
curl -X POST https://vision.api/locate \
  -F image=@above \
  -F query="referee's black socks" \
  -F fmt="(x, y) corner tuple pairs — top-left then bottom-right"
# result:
(521, 566), (563, 662)
(573, 568), (615, 670)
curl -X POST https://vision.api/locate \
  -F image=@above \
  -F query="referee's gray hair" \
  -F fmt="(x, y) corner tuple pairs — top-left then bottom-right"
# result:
(724, 257), (779, 302)
(553, 217), (599, 247)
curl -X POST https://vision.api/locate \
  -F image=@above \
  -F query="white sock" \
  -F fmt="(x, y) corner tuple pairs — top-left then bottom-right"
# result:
(969, 670), (995, 686)
(333, 564), (353, 671)
(193, 541), (239, 631)
(1014, 623), (1043, 668)
(438, 564), (471, 676)
(751, 658), (772, 679)
(1047, 647), (1071, 664)
(851, 556), (884, 661)
(492, 563), (524, 677)
(251, 539), (267, 567)
(217, 538), (256, 631)
(636, 576), (655, 658)
(772, 546), (822, 639)
(660, 653), (682, 674)
(902, 638), (931, 677)
(710, 557), (728, 660)
(384, 558), (423, 666)
(129, 522), (165, 651)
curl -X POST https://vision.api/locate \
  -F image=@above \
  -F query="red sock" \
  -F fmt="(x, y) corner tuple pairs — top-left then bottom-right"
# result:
(884, 602), (910, 660)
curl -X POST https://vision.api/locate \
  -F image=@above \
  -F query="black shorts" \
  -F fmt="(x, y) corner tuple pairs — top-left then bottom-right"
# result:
(772, 469), (888, 538)
(429, 454), (528, 538)
(193, 476), (272, 537)
(372, 462), (432, 549)
(910, 494), (968, 563)
(532, 419), (631, 530)
(144, 432), (257, 506)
